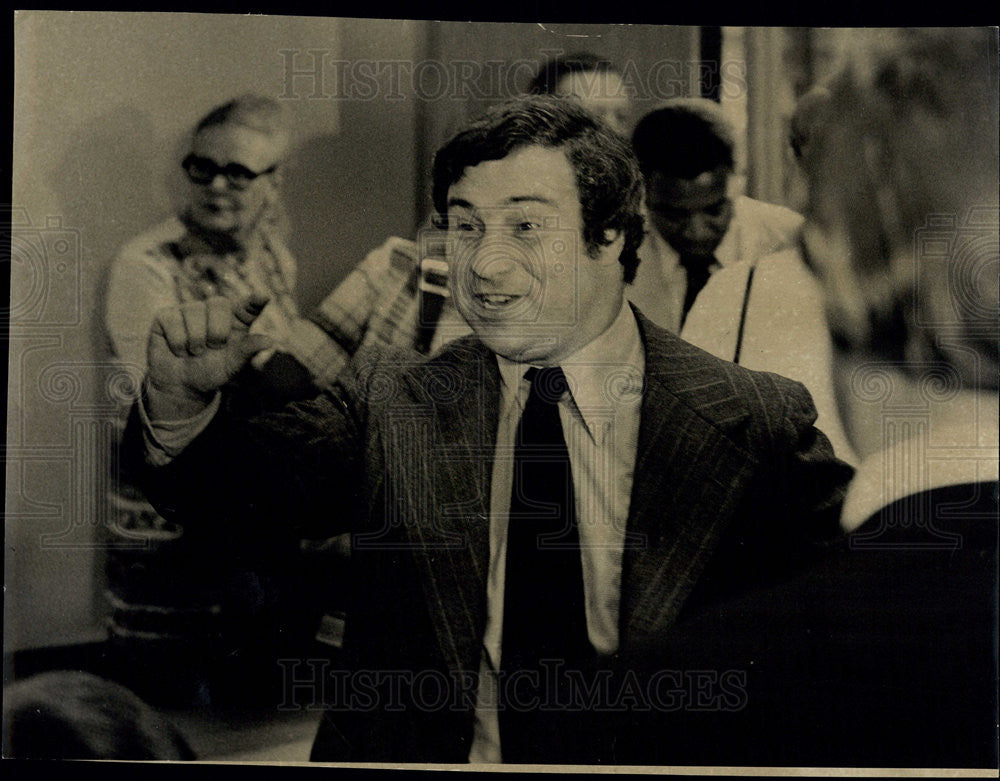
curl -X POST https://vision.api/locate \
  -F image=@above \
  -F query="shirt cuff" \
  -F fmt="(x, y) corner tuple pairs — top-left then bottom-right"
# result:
(139, 388), (221, 466)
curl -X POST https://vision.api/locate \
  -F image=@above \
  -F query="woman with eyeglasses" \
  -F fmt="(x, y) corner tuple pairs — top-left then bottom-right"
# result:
(102, 94), (332, 708)
(105, 94), (329, 404)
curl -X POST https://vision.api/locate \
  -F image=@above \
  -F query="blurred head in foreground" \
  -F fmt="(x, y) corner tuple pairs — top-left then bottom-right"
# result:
(800, 28), (999, 457)
(3, 671), (196, 760)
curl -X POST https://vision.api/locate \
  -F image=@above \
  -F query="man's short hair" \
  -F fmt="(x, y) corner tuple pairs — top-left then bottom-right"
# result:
(194, 93), (289, 140)
(632, 98), (736, 179)
(528, 52), (619, 96)
(431, 96), (645, 284)
(812, 28), (998, 390)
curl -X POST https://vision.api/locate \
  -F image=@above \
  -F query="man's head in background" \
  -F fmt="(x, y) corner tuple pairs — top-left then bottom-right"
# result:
(182, 94), (290, 243)
(529, 53), (631, 136)
(785, 86), (833, 211)
(788, 86), (832, 177)
(431, 96), (644, 365)
(632, 98), (737, 259)
(801, 28), (999, 454)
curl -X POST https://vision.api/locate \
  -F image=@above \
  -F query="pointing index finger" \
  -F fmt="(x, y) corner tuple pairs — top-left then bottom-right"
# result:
(232, 291), (271, 329)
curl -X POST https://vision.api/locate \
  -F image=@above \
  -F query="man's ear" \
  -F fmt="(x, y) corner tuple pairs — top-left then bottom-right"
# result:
(594, 228), (625, 265)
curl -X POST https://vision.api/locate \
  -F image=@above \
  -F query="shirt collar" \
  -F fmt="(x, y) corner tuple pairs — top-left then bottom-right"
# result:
(840, 391), (1000, 531)
(496, 302), (644, 441)
(642, 195), (743, 271)
(713, 195), (740, 266)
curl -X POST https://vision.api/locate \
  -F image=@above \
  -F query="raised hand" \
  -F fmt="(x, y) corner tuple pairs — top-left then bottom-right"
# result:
(145, 293), (274, 420)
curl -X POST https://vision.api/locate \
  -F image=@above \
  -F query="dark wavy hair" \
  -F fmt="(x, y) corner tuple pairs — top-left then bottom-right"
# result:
(431, 96), (645, 284)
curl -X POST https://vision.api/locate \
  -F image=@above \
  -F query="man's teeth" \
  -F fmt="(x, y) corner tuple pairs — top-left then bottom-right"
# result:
(479, 294), (514, 305)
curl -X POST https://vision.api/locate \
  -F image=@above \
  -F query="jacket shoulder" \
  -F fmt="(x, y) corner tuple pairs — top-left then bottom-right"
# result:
(637, 308), (815, 438)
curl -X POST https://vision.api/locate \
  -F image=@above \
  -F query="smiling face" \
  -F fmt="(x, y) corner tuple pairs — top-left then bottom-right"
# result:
(446, 145), (625, 365)
(185, 123), (285, 238)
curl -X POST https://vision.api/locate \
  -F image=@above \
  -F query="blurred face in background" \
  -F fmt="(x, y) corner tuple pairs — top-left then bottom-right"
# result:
(556, 69), (631, 136)
(184, 123), (285, 239)
(645, 165), (734, 258)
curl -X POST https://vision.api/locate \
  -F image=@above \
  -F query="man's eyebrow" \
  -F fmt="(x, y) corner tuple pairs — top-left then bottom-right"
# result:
(507, 195), (557, 207)
(446, 195), (557, 210)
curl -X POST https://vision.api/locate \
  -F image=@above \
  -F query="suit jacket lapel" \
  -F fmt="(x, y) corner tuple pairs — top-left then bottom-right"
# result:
(621, 313), (758, 649)
(375, 317), (759, 673)
(392, 339), (498, 684)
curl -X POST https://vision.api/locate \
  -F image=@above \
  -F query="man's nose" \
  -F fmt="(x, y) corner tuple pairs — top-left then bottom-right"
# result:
(207, 173), (231, 193)
(682, 214), (716, 242)
(468, 237), (520, 280)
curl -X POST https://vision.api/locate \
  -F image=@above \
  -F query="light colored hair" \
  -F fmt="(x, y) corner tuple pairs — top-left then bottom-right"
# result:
(195, 93), (290, 140)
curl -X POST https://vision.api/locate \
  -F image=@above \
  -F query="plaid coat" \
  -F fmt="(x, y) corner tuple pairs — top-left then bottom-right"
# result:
(293, 236), (469, 389)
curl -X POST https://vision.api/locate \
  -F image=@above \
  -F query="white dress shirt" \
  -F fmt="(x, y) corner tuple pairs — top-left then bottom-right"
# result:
(839, 390), (999, 532)
(468, 302), (644, 763)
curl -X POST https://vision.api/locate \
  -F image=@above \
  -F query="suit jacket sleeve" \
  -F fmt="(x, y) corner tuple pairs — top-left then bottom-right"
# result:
(122, 372), (368, 545)
(682, 367), (854, 612)
(765, 372), (854, 551)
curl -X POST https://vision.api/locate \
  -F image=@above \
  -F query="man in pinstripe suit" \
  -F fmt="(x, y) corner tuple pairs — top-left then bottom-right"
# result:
(127, 96), (852, 764)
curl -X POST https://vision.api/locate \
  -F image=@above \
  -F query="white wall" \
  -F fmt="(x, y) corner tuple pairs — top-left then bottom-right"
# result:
(7, 11), (420, 651)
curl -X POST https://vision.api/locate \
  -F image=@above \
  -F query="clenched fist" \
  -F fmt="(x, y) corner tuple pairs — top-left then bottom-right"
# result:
(145, 293), (274, 420)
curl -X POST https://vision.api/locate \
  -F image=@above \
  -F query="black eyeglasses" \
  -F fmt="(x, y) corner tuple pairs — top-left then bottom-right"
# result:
(181, 154), (278, 189)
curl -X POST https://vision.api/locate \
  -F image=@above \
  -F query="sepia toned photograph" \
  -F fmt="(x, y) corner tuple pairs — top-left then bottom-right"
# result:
(5, 12), (999, 773)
